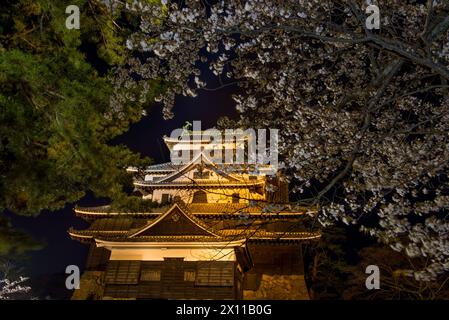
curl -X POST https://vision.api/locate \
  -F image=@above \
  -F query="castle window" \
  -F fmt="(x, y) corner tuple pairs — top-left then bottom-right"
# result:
(193, 171), (210, 179)
(184, 270), (196, 282)
(161, 193), (171, 204)
(192, 190), (207, 203)
(105, 261), (141, 284)
(195, 263), (233, 286)
(140, 270), (161, 281)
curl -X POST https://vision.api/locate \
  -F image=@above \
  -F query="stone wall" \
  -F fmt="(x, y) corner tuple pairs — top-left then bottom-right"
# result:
(243, 274), (310, 300)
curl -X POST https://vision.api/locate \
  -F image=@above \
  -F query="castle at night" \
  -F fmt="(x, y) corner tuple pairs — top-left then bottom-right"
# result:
(69, 130), (319, 299)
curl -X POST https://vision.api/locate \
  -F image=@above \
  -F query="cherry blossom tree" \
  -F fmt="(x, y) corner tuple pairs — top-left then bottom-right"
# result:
(0, 261), (31, 300)
(111, 0), (449, 280)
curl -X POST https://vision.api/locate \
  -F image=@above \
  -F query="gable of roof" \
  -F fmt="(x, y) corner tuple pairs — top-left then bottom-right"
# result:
(156, 152), (242, 183)
(130, 203), (218, 238)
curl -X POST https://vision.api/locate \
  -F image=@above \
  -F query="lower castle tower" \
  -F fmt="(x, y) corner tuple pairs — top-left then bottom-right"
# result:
(69, 130), (320, 299)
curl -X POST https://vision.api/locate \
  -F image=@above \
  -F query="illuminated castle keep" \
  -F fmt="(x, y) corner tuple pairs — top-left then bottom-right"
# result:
(69, 130), (320, 300)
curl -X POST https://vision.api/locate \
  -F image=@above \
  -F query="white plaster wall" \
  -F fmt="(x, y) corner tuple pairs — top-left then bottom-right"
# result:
(108, 247), (237, 261)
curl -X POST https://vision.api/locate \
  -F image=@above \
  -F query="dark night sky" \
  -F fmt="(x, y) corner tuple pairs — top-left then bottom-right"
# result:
(7, 78), (238, 299)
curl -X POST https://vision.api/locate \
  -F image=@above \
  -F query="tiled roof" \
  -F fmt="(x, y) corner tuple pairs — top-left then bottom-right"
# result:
(74, 205), (169, 217)
(127, 162), (184, 172)
(145, 162), (184, 171)
(129, 203), (219, 238)
(133, 180), (265, 187)
(101, 235), (229, 242)
(186, 203), (315, 215)
(69, 229), (320, 242)
(70, 202), (320, 242)
(88, 218), (147, 231)
(218, 229), (321, 240)
(68, 228), (128, 241)
(75, 203), (317, 218)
